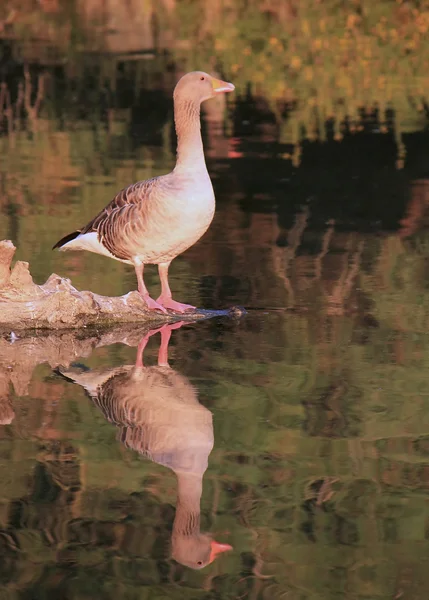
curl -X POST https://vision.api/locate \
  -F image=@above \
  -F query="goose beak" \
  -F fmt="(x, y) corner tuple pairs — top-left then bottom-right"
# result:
(209, 540), (233, 564)
(211, 77), (235, 94)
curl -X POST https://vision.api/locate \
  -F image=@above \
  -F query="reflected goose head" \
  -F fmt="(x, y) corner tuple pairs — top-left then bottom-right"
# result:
(172, 533), (232, 570)
(173, 71), (235, 105)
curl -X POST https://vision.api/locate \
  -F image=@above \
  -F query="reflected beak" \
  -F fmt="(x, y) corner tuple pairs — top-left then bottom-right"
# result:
(211, 77), (235, 94)
(209, 540), (233, 564)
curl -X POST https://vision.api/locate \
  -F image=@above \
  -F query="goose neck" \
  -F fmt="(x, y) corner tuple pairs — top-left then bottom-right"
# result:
(174, 99), (207, 173)
(173, 471), (203, 536)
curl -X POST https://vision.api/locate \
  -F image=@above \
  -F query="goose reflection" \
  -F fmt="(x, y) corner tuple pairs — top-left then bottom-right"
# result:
(58, 322), (232, 569)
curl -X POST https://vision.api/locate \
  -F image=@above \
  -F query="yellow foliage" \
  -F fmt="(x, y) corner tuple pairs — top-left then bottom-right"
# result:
(346, 14), (360, 29)
(363, 43), (373, 58)
(416, 12), (429, 33)
(377, 76), (386, 89)
(302, 20), (310, 36)
(273, 81), (286, 98)
(215, 39), (227, 51)
(291, 56), (302, 70)
(304, 67), (313, 81)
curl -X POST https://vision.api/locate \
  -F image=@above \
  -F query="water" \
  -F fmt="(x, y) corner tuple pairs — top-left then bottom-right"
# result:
(2, 55), (429, 599)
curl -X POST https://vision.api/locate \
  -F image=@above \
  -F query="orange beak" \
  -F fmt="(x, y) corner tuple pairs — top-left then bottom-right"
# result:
(211, 77), (235, 94)
(209, 540), (233, 564)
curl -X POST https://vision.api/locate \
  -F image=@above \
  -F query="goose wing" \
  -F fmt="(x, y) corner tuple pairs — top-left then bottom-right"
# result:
(53, 177), (161, 257)
(82, 178), (159, 234)
(82, 178), (162, 259)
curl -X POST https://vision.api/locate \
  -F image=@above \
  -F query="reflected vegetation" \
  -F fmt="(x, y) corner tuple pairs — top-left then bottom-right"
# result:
(1, 1), (429, 599)
(1, 304), (429, 597)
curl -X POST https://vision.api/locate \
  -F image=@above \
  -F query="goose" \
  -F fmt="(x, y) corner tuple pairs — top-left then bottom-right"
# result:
(57, 322), (232, 569)
(53, 71), (235, 313)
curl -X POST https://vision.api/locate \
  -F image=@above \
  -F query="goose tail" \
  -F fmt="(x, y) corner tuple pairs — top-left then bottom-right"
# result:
(52, 230), (81, 250)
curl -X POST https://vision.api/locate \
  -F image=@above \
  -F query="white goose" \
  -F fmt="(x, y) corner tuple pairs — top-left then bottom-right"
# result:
(53, 71), (234, 313)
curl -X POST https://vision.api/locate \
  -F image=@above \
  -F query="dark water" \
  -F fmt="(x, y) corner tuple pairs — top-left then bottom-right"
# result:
(2, 56), (429, 600)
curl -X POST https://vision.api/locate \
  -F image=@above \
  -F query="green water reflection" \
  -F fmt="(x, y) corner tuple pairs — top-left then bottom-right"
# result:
(2, 300), (429, 598)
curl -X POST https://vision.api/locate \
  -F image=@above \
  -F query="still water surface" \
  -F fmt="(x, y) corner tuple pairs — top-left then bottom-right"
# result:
(1, 68), (429, 599)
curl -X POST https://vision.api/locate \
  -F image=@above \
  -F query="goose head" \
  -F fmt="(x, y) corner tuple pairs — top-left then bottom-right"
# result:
(173, 71), (235, 105)
(172, 532), (232, 569)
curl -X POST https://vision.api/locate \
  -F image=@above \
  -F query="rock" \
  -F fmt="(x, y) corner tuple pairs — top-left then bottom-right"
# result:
(0, 240), (244, 330)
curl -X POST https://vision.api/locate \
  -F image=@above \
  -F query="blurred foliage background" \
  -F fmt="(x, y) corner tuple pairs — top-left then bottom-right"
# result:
(2, 0), (429, 144)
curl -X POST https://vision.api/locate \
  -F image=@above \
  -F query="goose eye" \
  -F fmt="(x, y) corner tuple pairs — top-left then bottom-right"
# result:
(200, 76), (205, 81)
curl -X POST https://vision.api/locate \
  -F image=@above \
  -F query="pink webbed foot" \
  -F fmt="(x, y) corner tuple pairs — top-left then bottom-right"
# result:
(141, 294), (168, 314)
(156, 295), (195, 313)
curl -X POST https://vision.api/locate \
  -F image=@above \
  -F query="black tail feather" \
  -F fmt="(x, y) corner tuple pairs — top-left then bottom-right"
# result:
(52, 230), (81, 250)
(53, 364), (89, 382)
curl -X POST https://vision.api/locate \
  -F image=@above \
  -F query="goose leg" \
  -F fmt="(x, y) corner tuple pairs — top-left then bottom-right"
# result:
(134, 260), (167, 313)
(135, 324), (165, 367)
(135, 330), (154, 367)
(158, 321), (185, 366)
(156, 262), (195, 313)
(135, 321), (185, 368)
